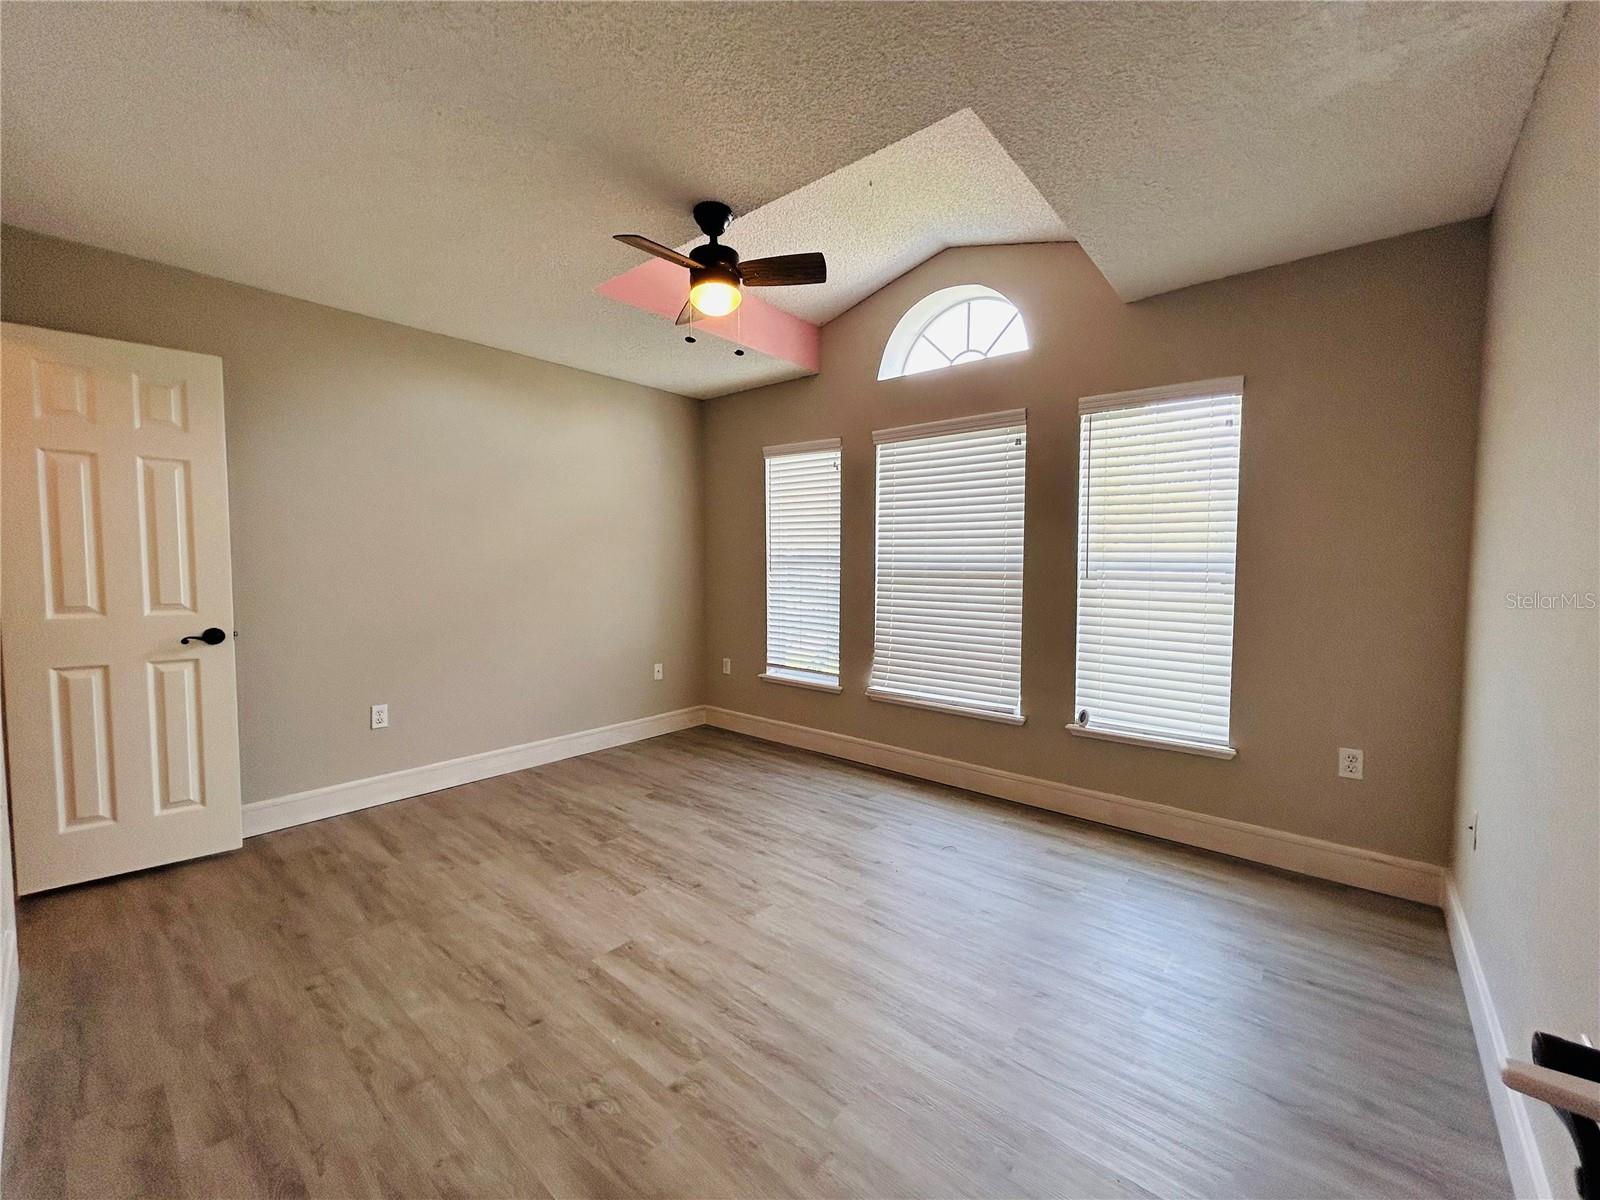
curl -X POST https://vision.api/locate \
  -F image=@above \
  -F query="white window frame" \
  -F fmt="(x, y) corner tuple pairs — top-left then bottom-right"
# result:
(762, 438), (843, 693)
(877, 284), (1029, 381)
(868, 410), (1027, 724)
(1070, 376), (1243, 759)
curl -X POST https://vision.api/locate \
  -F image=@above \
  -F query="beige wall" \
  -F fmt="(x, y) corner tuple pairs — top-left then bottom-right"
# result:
(704, 223), (1489, 865)
(1, 225), (703, 806)
(1452, 4), (1600, 1195)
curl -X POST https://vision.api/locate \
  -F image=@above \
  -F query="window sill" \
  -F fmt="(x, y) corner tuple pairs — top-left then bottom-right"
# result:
(1067, 724), (1236, 760)
(761, 670), (842, 694)
(866, 687), (1025, 726)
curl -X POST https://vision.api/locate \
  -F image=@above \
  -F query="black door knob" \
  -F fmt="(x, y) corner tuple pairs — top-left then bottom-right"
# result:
(180, 627), (228, 646)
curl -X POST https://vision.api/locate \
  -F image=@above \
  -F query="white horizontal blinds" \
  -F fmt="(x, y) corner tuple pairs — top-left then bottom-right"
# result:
(871, 412), (1027, 719)
(765, 441), (842, 683)
(1075, 379), (1243, 749)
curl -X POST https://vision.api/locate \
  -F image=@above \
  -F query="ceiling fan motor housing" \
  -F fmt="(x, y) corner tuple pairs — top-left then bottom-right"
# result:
(690, 241), (741, 290)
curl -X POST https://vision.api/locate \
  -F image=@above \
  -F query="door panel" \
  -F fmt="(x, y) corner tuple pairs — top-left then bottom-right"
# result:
(2, 323), (242, 894)
(50, 664), (116, 828)
(147, 657), (204, 812)
(137, 456), (196, 613)
(39, 449), (106, 617)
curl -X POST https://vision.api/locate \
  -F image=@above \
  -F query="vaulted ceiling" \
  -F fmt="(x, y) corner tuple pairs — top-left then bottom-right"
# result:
(0, 2), (1564, 398)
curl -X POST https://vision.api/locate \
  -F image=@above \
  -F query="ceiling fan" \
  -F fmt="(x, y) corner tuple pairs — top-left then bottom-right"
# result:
(613, 200), (827, 325)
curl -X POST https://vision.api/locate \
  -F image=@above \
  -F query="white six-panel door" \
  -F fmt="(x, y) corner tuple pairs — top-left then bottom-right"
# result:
(1, 323), (242, 894)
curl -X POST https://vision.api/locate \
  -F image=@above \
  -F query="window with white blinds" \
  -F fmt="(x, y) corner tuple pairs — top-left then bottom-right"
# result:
(1073, 377), (1243, 756)
(869, 411), (1026, 723)
(764, 440), (842, 689)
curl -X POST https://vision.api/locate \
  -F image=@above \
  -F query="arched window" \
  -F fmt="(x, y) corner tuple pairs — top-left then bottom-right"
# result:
(878, 284), (1029, 381)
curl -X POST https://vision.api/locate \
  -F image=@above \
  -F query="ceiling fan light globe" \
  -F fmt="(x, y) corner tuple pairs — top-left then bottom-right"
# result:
(689, 279), (742, 317)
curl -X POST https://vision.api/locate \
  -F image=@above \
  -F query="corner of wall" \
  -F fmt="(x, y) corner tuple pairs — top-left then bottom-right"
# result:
(693, 394), (716, 708)
(0, 528), (17, 1172)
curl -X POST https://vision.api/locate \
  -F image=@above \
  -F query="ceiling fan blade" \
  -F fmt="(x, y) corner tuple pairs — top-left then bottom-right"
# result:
(675, 299), (695, 326)
(614, 234), (697, 270)
(739, 252), (827, 287)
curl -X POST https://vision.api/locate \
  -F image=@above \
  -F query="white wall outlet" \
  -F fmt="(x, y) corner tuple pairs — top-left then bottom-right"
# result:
(370, 703), (389, 730)
(721, 658), (732, 675)
(653, 663), (664, 681)
(1337, 747), (1363, 779)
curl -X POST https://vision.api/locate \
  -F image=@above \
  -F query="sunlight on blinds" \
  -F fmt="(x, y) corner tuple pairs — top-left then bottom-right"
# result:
(870, 412), (1026, 722)
(1074, 378), (1243, 751)
(765, 440), (842, 686)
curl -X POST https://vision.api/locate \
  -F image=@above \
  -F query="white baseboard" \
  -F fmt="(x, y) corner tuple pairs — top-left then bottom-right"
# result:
(243, 706), (707, 837)
(0, 924), (18, 1174)
(246, 700), (1443, 902)
(1445, 876), (1552, 1199)
(702, 706), (1443, 905)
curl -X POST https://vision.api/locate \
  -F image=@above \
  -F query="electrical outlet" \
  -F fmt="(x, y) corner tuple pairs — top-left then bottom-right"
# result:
(370, 704), (389, 730)
(1337, 747), (1363, 779)
(721, 658), (732, 675)
(653, 663), (664, 681)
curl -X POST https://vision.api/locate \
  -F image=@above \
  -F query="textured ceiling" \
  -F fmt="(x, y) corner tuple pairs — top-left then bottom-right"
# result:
(643, 109), (1070, 327)
(0, 2), (1563, 399)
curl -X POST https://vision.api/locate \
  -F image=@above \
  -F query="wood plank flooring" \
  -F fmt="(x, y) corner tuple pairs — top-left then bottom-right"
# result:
(4, 727), (1508, 1198)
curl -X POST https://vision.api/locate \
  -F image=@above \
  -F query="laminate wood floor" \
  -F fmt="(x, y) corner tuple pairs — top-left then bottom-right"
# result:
(5, 727), (1508, 1199)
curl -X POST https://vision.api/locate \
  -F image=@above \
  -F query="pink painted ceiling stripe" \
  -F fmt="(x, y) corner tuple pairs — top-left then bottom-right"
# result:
(596, 257), (820, 373)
